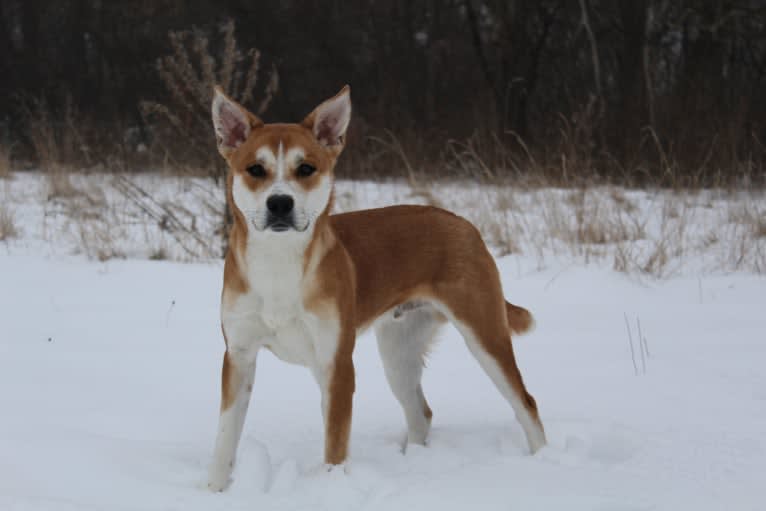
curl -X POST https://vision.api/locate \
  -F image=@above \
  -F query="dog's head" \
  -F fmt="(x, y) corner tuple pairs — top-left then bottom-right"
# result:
(212, 86), (351, 236)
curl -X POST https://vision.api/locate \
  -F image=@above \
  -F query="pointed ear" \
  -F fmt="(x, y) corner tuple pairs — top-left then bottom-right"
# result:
(211, 86), (262, 157)
(302, 85), (351, 148)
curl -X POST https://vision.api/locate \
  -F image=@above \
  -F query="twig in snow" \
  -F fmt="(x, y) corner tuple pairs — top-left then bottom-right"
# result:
(624, 312), (639, 376)
(636, 317), (646, 373)
(636, 316), (650, 358)
(165, 299), (176, 327)
(112, 175), (217, 259)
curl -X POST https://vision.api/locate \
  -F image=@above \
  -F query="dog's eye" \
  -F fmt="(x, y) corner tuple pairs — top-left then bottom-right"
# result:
(296, 163), (316, 178)
(246, 164), (267, 178)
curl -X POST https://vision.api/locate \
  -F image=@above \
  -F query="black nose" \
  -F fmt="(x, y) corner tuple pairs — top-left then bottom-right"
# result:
(266, 194), (294, 217)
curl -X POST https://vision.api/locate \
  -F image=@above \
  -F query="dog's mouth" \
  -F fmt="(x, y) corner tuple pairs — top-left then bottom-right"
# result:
(268, 221), (292, 232)
(264, 214), (297, 232)
(253, 213), (310, 233)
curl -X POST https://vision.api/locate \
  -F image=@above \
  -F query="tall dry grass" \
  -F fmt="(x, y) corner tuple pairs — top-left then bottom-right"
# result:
(0, 205), (17, 240)
(1, 168), (762, 277)
(0, 143), (11, 179)
(338, 97), (764, 190)
(18, 96), (86, 198)
(0, 181), (19, 240)
(141, 18), (278, 179)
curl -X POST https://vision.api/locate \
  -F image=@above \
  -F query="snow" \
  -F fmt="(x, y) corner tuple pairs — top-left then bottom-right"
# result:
(2, 252), (764, 510)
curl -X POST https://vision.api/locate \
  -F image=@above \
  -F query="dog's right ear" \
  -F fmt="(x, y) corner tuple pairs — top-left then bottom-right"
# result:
(211, 86), (263, 158)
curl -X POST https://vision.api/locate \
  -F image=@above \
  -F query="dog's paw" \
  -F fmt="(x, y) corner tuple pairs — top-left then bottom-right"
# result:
(207, 465), (233, 492)
(310, 461), (349, 476)
(207, 476), (231, 493)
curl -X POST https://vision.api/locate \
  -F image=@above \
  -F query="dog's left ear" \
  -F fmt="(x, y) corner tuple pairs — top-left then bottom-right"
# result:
(303, 85), (351, 148)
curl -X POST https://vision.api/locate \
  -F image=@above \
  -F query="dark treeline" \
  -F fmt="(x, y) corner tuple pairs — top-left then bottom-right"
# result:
(1, 0), (765, 184)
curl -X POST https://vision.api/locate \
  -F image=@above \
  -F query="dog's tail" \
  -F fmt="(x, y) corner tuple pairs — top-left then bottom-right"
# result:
(506, 301), (535, 336)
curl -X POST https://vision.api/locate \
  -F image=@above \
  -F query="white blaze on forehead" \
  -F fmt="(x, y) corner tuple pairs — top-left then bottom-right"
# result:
(276, 141), (285, 180)
(274, 142), (305, 182)
(255, 146), (276, 167)
(285, 147), (305, 169)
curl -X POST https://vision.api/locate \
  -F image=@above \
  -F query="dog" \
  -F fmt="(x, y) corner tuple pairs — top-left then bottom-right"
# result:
(207, 85), (546, 491)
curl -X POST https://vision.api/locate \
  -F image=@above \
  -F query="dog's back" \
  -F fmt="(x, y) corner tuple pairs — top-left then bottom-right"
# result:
(331, 205), (533, 334)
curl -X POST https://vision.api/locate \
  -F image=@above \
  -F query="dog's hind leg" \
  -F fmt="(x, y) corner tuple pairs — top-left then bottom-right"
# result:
(435, 283), (546, 454)
(458, 323), (546, 453)
(375, 302), (446, 447)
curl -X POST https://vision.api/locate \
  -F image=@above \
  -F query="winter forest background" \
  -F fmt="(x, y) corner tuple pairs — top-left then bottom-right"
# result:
(2, 0), (765, 185)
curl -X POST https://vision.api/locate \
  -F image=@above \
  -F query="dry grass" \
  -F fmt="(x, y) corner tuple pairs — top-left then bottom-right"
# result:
(111, 175), (220, 259)
(0, 144), (11, 179)
(2, 168), (763, 278)
(357, 177), (763, 278)
(19, 96), (84, 198)
(339, 104), (765, 190)
(484, 192), (522, 256)
(729, 202), (766, 239)
(30, 174), (215, 261)
(141, 18), (278, 179)
(0, 183), (19, 240)
(0, 205), (18, 241)
(75, 220), (123, 262)
(526, 189), (646, 270)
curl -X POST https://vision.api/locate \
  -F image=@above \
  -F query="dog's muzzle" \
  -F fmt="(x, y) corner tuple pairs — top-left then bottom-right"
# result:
(265, 194), (296, 232)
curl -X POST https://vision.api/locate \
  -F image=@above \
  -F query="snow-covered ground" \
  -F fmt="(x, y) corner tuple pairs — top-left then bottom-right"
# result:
(1, 172), (765, 509)
(1, 254), (764, 510)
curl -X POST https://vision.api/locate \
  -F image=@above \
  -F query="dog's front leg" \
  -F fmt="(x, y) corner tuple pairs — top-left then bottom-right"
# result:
(208, 345), (258, 491)
(323, 351), (355, 465)
(311, 322), (356, 466)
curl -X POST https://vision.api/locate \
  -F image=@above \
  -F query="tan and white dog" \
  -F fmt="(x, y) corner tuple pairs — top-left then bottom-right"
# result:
(207, 85), (546, 491)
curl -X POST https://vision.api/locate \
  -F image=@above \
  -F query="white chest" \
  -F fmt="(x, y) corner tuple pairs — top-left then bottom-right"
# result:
(222, 244), (319, 367)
